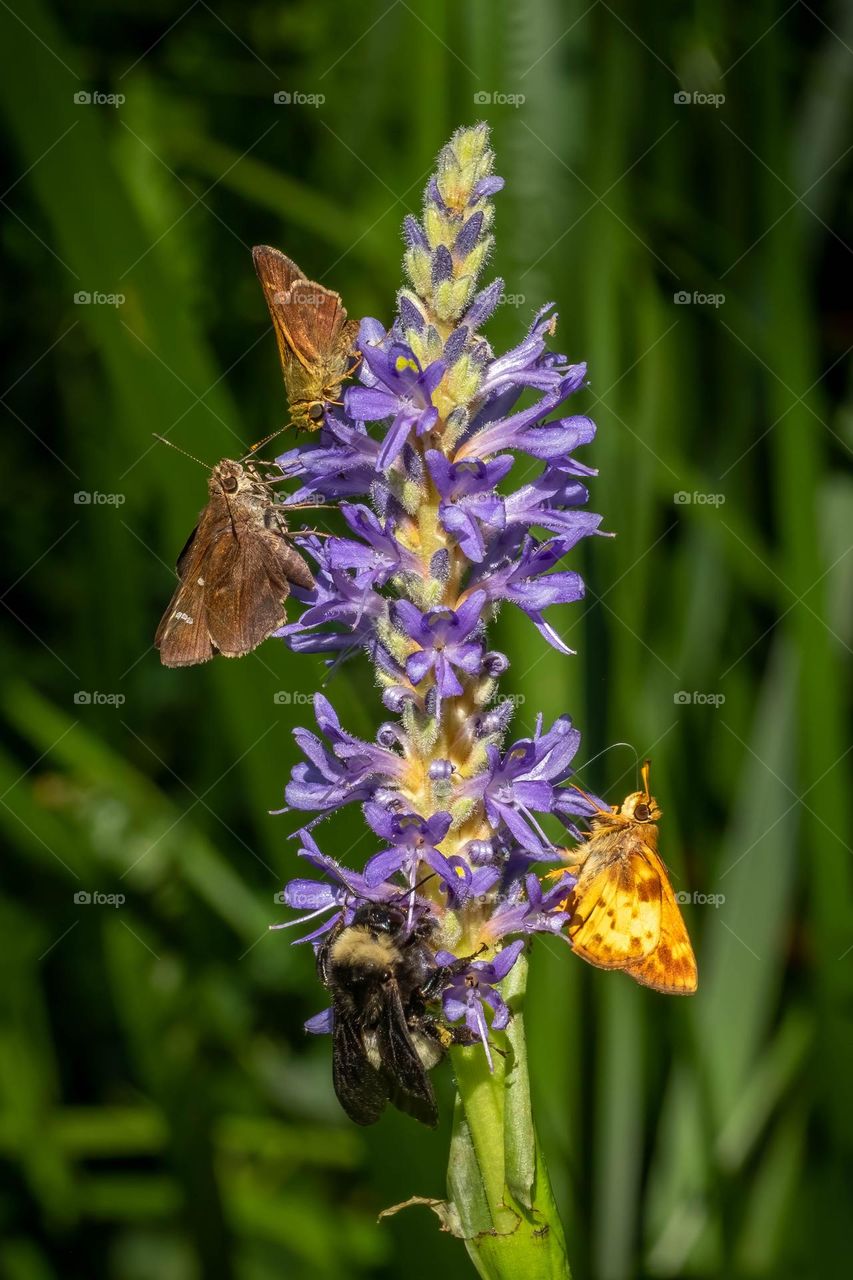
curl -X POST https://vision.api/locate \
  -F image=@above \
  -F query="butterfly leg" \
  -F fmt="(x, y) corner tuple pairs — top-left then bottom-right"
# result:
(262, 507), (333, 541)
(563, 838), (594, 872)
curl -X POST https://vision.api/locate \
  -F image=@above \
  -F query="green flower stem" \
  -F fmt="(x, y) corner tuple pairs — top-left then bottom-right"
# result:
(448, 952), (571, 1280)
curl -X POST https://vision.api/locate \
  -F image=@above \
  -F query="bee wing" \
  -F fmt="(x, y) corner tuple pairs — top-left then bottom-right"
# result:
(331, 1013), (389, 1126)
(376, 981), (438, 1128)
(624, 845), (698, 994)
(568, 833), (663, 970)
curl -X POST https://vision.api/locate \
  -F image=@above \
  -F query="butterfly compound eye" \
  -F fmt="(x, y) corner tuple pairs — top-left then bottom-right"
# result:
(221, 475), (239, 493)
(308, 402), (325, 423)
(633, 803), (651, 822)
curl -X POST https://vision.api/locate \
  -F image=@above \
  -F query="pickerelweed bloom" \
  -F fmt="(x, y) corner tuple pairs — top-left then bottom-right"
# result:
(273, 124), (605, 1279)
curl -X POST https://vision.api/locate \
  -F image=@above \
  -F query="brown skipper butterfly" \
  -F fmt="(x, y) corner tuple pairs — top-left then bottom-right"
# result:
(155, 456), (315, 667)
(252, 245), (359, 431)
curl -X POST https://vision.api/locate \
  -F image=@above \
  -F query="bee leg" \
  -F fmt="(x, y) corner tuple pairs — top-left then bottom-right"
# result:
(416, 1016), (479, 1051)
(418, 1016), (506, 1059)
(419, 945), (487, 1002)
(316, 917), (345, 986)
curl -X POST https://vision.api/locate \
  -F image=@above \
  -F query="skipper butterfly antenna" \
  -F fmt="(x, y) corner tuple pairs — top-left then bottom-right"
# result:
(151, 434), (208, 469)
(580, 740), (640, 776)
(245, 426), (289, 457)
(568, 778), (612, 817)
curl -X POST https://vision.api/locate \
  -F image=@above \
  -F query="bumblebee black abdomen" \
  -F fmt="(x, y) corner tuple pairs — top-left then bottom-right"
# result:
(317, 906), (449, 1127)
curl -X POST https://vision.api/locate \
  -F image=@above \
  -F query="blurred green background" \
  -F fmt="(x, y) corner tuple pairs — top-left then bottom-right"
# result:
(1, 2), (851, 1278)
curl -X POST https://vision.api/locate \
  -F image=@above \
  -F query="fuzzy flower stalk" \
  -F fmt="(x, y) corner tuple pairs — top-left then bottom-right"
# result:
(274, 125), (602, 1279)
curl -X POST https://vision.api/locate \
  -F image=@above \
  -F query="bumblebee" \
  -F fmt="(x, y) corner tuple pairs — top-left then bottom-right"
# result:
(317, 902), (475, 1126)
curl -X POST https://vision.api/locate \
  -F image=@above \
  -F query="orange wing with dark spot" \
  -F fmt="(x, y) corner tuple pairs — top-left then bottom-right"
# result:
(623, 844), (698, 994)
(568, 833), (697, 994)
(568, 835), (663, 970)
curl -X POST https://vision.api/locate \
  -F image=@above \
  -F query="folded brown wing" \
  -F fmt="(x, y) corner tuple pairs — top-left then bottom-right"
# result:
(254, 242), (349, 365)
(264, 514), (315, 590)
(253, 245), (316, 369)
(155, 526), (215, 667)
(276, 281), (350, 366)
(252, 244), (305, 303)
(203, 535), (288, 658)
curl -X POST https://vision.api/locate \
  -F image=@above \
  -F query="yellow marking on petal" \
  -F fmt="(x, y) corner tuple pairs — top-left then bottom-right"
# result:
(395, 354), (419, 374)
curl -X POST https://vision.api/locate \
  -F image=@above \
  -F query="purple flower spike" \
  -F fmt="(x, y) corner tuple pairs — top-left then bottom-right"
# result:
(486, 871), (577, 941)
(440, 859), (502, 911)
(328, 504), (421, 588)
(271, 126), (611, 1087)
(475, 306), (576, 399)
(473, 535), (588, 654)
(458, 368), (588, 462)
(462, 278), (504, 330)
(305, 1007), (334, 1035)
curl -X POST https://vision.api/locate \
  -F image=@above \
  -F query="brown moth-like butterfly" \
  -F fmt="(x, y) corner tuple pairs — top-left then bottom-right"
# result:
(252, 244), (359, 431)
(155, 458), (314, 667)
